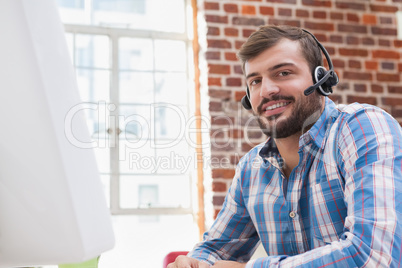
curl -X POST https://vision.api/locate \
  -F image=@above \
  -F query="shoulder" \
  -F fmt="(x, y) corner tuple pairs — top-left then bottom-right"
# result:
(335, 102), (400, 130)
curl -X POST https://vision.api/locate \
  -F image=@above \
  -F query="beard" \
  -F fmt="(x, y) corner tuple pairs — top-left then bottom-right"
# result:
(254, 92), (323, 139)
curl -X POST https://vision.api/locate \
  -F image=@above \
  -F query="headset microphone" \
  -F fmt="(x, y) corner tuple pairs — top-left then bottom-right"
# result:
(241, 29), (338, 110)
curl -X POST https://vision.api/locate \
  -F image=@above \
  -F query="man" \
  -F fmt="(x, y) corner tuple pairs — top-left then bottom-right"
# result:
(168, 25), (402, 267)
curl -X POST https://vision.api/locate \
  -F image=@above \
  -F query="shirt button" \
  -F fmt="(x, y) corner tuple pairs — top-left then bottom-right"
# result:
(289, 211), (296, 218)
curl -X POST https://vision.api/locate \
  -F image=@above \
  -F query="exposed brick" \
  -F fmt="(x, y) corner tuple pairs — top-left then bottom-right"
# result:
(371, 84), (384, 93)
(208, 39), (231, 49)
(370, 4), (398, 12)
(343, 71), (373, 81)
(205, 51), (220, 60)
(212, 168), (236, 179)
(388, 85), (402, 93)
(242, 5), (256, 15)
(224, 27), (239, 37)
(382, 97), (402, 106)
(209, 64), (231, 75)
(212, 195), (225, 206)
(212, 115), (235, 126)
(225, 52), (238, 61)
(338, 24), (368, 34)
(347, 13), (360, 23)
(371, 26), (398, 36)
(226, 77), (242, 87)
(234, 65), (244, 75)
(269, 0), (297, 3)
(223, 3), (238, 13)
(346, 36), (359, 45)
(377, 73), (400, 82)
(206, 15), (229, 24)
(260, 6), (274, 15)
(354, 84), (367, 92)
(210, 128), (225, 139)
(235, 91), (246, 102)
(302, 0), (331, 7)
(211, 140), (236, 152)
(394, 40), (402, 48)
(212, 182), (227, 192)
(362, 37), (375, 46)
(213, 209), (221, 219)
(347, 96), (377, 105)
(339, 48), (369, 57)
(372, 50), (400, 59)
(233, 17), (265, 26)
(268, 19), (301, 27)
(228, 128), (244, 139)
(362, 14), (377, 25)
(244, 130), (262, 139)
(296, 9), (309, 18)
(365, 61), (379, 70)
(313, 11), (327, 19)
(382, 62), (395, 70)
(332, 59), (345, 68)
(330, 12), (344, 20)
(380, 16), (393, 24)
(209, 89), (231, 99)
(204, 2), (219, 10)
(242, 29), (255, 38)
(330, 35), (343, 43)
(349, 60), (362, 69)
(208, 77), (222, 86)
(379, 39), (391, 47)
(399, 63), (402, 72)
(336, 2), (366, 11)
(242, 142), (255, 152)
(207, 26), (220, 36)
(391, 108), (402, 118)
(278, 8), (292, 16)
(209, 101), (222, 112)
(305, 21), (334, 31)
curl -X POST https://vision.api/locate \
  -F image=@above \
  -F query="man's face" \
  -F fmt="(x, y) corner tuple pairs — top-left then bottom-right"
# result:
(244, 38), (324, 139)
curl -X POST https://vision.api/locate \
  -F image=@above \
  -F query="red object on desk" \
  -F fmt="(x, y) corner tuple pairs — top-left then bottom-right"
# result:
(163, 251), (189, 267)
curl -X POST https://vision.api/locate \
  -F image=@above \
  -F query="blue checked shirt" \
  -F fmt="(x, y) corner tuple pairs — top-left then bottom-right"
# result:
(189, 98), (402, 267)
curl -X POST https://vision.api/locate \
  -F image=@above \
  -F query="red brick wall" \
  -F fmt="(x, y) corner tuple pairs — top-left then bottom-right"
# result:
(200, 0), (402, 217)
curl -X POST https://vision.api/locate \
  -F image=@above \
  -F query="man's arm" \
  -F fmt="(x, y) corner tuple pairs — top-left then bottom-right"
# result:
(187, 153), (261, 265)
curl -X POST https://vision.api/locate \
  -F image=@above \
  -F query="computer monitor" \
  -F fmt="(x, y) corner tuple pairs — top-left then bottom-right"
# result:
(0, 0), (115, 267)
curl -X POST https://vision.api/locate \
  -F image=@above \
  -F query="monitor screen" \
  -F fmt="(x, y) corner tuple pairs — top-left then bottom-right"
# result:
(0, 0), (115, 267)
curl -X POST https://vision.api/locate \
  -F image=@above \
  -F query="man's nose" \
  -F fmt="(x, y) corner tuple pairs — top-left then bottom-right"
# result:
(260, 78), (280, 98)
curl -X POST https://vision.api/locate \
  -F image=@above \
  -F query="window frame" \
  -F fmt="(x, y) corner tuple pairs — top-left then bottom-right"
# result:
(63, 23), (195, 216)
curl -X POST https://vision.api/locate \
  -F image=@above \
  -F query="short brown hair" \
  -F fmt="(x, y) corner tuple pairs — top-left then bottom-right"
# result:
(237, 25), (323, 74)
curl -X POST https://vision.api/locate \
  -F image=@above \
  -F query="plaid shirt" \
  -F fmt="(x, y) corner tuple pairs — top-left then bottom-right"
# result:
(189, 98), (402, 267)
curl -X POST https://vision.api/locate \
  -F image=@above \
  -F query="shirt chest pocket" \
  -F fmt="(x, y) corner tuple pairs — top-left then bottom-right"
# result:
(310, 179), (347, 244)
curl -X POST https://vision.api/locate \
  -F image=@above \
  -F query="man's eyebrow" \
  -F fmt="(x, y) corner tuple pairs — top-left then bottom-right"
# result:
(246, 62), (296, 80)
(268, 62), (296, 72)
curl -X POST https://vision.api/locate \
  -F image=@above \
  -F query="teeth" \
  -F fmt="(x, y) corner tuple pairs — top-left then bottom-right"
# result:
(265, 102), (289, 111)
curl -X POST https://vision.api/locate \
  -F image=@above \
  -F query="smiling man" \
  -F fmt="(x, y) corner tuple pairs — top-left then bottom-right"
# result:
(168, 25), (402, 268)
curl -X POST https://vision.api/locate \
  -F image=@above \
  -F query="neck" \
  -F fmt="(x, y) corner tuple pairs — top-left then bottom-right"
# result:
(274, 132), (301, 178)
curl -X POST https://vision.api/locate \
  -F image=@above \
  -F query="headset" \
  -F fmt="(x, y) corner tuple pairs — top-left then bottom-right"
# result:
(241, 29), (339, 110)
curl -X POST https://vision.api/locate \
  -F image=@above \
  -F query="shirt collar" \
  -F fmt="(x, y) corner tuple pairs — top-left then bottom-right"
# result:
(300, 97), (338, 149)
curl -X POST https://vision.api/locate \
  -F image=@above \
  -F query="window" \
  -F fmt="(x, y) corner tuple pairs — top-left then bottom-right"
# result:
(57, 1), (199, 267)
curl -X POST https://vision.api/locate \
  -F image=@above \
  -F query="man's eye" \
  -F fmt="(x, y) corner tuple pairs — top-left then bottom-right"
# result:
(250, 79), (261, 86)
(278, 71), (291, 77)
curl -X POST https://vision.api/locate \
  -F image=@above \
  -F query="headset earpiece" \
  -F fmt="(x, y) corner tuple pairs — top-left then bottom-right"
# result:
(312, 66), (339, 96)
(241, 86), (252, 110)
(313, 66), (332, 96)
